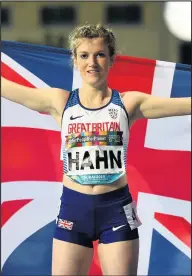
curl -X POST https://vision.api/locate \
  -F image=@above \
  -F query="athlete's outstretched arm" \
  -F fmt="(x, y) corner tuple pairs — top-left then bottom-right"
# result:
(1, 77), (66, 116)
(123, 91), (191, 120)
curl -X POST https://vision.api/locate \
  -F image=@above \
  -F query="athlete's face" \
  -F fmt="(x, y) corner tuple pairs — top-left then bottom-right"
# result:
(74, 38), (114, 87)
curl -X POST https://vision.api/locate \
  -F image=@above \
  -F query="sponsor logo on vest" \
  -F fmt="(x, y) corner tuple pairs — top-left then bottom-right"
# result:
(70, 115), (84, 120)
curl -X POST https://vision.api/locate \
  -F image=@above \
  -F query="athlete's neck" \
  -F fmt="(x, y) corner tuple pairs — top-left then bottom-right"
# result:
(79, 83), (112, 109)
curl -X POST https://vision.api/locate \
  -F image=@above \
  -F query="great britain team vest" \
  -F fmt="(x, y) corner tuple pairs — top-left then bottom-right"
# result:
(61, 89), (129, 185)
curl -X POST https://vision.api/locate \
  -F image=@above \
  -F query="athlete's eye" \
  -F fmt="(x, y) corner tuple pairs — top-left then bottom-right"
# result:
(97, 53), (105, 58)
(80, 54), (88, 59)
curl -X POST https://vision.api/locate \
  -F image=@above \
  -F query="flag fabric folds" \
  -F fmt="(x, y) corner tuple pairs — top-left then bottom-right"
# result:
(1, 40), (191, 276)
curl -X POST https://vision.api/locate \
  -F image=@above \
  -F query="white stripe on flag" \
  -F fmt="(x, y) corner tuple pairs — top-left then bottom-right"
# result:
(2, 98), (60, 131)
(72, 67), (82, 90)
(144, 60), (191, 151)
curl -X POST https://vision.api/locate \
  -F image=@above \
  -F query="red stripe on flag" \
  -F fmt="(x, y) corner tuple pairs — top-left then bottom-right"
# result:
(108, 56), (156, 93)
(1, 200), (32, 227)
(89, 241), (102, 275)
(1, 62), (35, 88)
(2, 127), (63, 183)
(155, 213), (191, 248)
(128, 145), (190, 201)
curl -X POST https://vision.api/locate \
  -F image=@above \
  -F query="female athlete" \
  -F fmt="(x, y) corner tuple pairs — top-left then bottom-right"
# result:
(2, 24), (191, 275)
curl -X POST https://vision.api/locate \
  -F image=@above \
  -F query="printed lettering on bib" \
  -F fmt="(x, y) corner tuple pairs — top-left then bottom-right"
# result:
(64, 131), (126, 184)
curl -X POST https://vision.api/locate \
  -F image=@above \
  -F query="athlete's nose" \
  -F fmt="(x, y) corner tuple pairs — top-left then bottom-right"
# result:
(87, 54), (97, 67)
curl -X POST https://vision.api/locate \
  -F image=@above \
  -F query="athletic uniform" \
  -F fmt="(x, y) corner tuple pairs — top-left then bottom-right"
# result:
(54, 89), (141, 247)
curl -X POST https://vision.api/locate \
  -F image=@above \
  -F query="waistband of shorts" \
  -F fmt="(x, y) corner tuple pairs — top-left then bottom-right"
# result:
(61, 185), (132, 203)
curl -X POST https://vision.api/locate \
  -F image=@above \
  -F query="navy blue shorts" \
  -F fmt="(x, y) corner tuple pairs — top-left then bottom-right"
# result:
(54, 185), (141, 248)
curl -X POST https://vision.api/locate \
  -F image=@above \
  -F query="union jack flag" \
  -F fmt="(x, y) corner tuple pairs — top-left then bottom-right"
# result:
(58, 219), (73, 230)
(1, 40), (191, 276)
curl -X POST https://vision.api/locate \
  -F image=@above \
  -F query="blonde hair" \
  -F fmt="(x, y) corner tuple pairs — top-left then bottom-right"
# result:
(68, 23), (116, 59)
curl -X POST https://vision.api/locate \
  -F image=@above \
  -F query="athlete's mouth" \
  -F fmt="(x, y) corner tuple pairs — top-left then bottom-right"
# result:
(87, 70), (100, 74)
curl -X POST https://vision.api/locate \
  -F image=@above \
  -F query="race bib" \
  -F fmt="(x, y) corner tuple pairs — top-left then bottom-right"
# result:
(64, 131), (126, 185)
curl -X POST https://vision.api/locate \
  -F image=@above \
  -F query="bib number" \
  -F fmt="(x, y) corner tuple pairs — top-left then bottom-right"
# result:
(123, 201), (142, 230)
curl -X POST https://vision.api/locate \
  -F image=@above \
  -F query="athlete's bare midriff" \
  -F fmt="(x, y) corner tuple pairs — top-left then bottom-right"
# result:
(62, 174), (128, 195)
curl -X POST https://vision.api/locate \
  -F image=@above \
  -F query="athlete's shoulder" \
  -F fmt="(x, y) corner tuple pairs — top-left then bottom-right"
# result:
(52, 87), (70, 104)
(120, 91), (135, 99)
(51, 87), (70, 98)
(120, 91), (142, 104)
(120, 91), (146, 118)
(120, 91), (145, 99)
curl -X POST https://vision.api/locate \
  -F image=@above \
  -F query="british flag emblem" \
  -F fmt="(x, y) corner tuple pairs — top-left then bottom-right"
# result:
(58, 219), (73, 230)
